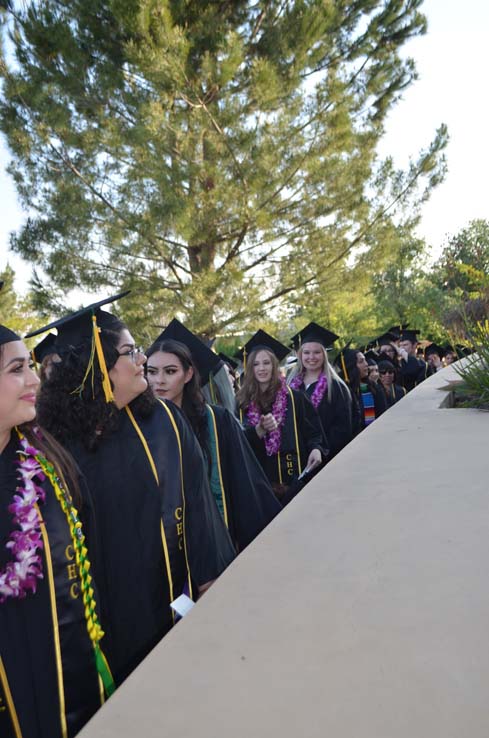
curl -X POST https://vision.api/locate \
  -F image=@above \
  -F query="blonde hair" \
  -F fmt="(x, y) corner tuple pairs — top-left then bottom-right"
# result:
(287, 343), (348, 402)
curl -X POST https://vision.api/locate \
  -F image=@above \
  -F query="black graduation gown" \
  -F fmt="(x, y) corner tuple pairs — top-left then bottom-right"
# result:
(382, 383), (407, 408)
(400, 355), (428, 392)
(67, 400), (235, 686)
(350, 382), (388, 436)
(0, 435), (104, 738)
(205, 404), (281, 551)
(299, 378), (353, 458)
(240, 388), (326, 489)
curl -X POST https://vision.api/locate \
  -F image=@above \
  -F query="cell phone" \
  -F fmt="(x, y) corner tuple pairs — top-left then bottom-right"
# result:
(298, 465), (313, 480)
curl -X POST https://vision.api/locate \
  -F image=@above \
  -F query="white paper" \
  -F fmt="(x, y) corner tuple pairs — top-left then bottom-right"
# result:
(170, 594), (195, 618)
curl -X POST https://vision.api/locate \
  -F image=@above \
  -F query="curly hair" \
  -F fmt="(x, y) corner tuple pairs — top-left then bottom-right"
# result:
(145, 339), (210, 462)
(235, 348), (282, 413)
(36, 319), (156, 451)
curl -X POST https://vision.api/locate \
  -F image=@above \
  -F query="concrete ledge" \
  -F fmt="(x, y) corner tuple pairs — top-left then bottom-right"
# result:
(80, 364), (489, 738)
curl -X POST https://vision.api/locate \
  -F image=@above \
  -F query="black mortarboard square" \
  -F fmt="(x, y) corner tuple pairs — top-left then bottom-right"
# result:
(289, 322), (339, 350)
(236, 329), (290, 363)
(387, 324), (409, 338)
(375, 331), (399, 347)
(31, 332), (57, 363)
(0, 325), (20, 347)
(425, 342), (445, 358)
(25, 291), (130, 348)
(365, 350), (379, 363)
(218, 352), (238, 371)
(151, 318), (221, 385)
(399, 328), (421, 343)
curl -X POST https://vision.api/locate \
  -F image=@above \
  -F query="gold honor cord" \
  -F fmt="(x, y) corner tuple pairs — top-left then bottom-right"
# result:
(0, 657), (22, 738)
(287, 386), (302, 476)
(157, 401), (193, 601)
(38, 509), (68, 738)
(277, 452), (283, 484)
(92, 316), (114, 403)
(206, 405), (229, 529)
(124, 406), (175, 607)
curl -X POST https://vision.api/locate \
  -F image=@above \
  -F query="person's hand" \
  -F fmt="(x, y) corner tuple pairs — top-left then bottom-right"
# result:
(398, 347), (408, 361)
(261, 413), (278, 433)
(306, 448), (322, 471)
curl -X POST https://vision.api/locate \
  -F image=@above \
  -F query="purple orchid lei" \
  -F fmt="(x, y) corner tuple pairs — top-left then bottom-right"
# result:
(0, 436), (46, 603)
(290, 372), (328, 409)
(246, 375), (288, 456)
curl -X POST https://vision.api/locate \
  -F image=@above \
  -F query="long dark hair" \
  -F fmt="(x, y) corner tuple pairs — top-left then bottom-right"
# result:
(236, 348), (282, 413)
(145, 339), (210, 461)
(36, 318), (156, 451)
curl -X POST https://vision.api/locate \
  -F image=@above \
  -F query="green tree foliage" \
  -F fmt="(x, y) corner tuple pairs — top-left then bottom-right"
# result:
(432, 219), (489, 296)
(0, 264), (41, 335)
(0, 0), (447, 339)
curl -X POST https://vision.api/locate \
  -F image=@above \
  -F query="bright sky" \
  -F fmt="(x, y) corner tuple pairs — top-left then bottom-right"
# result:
(0, 0), (488, 297)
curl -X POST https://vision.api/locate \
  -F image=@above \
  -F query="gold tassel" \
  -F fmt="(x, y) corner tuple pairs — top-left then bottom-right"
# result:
(340, 352), (349, 383)
(243, 347), (247, 371)
(92, 315), (114, 403)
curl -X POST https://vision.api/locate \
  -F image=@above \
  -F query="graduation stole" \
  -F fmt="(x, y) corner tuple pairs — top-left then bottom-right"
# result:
(359, 384), (376, 426)
(205, 405), (229, 529)
(125, 403), (193, 602)
(276, 388), (303, 483)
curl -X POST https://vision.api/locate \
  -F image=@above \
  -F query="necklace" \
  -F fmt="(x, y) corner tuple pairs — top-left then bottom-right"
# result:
(246, 376), (288, 455)
(0, 435), (46, 603)
(290, 372), (328, 408)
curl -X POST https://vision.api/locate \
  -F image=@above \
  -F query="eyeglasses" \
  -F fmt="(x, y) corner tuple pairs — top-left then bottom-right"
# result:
(379, 369), (394, 375)
(117, 346), (145, 363)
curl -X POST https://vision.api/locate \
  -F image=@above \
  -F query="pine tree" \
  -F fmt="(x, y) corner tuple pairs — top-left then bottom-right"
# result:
(0, 0), (447, 338)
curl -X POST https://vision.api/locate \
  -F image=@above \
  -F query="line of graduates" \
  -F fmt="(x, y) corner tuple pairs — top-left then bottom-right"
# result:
(0, 290), (471, 738)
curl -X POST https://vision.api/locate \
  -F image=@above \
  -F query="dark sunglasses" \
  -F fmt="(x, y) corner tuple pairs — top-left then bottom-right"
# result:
(379, 369), (394, 375)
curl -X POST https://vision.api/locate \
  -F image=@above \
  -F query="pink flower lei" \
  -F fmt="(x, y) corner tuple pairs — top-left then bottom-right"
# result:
(246, 376), (289, 456)
(0, 435), (46, 603)
(290, 372), (328, 409)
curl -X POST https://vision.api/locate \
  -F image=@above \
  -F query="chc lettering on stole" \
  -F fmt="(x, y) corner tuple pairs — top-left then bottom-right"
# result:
(285, 452), (294, 477)
(65, 543), (80, 599)
(175, 506), (183, 550)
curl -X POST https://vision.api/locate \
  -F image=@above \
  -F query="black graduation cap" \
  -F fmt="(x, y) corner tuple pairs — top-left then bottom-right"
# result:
(374, 331), (399, 347)
(25, 291), (130, 347)
(0, 325), (20, 347)
(150, 318), (221, 385)
(31, 332), (57, 364)
(289, 321), (339, 351)
(399, 328), (421, 343)
(25, 291), (130, 403)
(387, 323), (409, 338)
(236, 329), (290, 364)
(218, 352), (238, 371)
(425, 342), (445, 358)
(365, 350), (379, 364)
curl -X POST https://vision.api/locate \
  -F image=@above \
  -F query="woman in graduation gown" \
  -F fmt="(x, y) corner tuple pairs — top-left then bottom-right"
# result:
(235, 330), (327, 503)
(377, 360), (407, 407)
(334, 347), (388, 435)
(145, 320), (281, 551)
(0, 325), (114, 738)
(31, 294), (235, 686)
(287, 322), (353, 458)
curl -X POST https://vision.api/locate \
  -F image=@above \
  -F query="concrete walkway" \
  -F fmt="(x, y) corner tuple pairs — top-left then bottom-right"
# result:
(80, 364), (489, 738)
